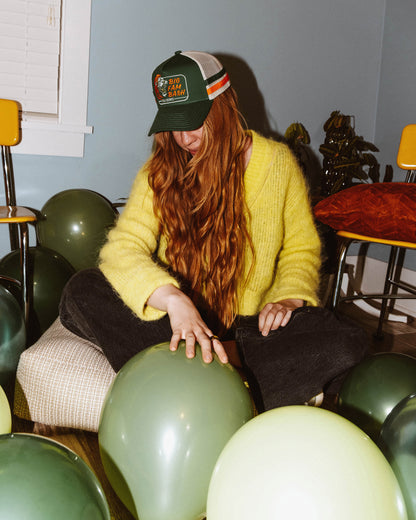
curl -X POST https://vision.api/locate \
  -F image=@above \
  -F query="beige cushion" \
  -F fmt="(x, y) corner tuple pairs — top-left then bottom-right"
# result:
(14, 318), (116, 432)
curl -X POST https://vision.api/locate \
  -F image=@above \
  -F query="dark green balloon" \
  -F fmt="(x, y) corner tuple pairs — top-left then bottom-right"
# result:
(0, 433), (110, 520)
(338, 353), (416, 440)
(0, 246), (75, 340)
(99, 341), (254, 520)
(379, 393), (416, 520)
(0, 285), (25, 397)
(36, 189), (117, 271)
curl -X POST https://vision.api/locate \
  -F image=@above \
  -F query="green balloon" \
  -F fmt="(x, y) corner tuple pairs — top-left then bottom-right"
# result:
(0, 433), (111, 519)
(0, 285), (26, 397)
(36, 189), (117, 271)
(379, 393), (416, 520)
(338, 353), (416, 440)
(98, 341), (254, 520)
(207, 407), (407, 520)
(0, 246), (75, 340)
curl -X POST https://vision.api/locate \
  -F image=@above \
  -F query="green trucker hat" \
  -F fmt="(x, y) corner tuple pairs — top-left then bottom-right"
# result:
(148, 50), (231, 135)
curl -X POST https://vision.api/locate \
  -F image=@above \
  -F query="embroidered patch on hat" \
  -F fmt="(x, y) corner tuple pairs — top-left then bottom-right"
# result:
(154, 73), (189, 104)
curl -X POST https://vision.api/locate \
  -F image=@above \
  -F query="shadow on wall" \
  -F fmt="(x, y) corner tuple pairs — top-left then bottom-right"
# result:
(216, 53), (322, 198)
(215, 53), (283, 142)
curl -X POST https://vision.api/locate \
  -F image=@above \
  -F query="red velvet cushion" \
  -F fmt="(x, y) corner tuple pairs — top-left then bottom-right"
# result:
(314, 183), (416, 243)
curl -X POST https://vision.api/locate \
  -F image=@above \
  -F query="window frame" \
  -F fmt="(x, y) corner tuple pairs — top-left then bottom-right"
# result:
(13, 0), (93, 158)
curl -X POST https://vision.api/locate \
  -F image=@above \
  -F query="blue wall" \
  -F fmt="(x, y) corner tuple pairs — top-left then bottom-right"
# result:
(4, 0), (414, 272)
(373, 0), (416, 269)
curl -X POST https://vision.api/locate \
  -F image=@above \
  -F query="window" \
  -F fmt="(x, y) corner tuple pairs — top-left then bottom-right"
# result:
(0, 0), (92, 157)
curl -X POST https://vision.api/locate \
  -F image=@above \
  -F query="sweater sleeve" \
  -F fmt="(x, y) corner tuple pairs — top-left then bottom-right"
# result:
(261, 149), (321, 307)
(99, 165), (179, 321)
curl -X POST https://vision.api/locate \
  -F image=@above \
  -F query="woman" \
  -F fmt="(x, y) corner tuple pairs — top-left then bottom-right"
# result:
(60, 50), (367, 411)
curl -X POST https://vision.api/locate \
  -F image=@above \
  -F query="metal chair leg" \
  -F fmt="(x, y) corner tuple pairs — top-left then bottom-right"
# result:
(1, 145), (19, 250)
(18, 222), (31, 330)
(375, 246), (399, 339)
(405, 170), (416, 183)
(330, 237), (352, 310)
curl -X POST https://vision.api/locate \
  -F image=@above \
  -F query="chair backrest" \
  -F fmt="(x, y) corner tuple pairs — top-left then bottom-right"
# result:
(397, 124), (416, 182)
(0, 99), (20, 147)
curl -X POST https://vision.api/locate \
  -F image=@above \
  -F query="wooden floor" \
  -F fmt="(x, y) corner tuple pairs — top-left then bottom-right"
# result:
(11, 302), (416, 520)
(337, 300), (416, 357)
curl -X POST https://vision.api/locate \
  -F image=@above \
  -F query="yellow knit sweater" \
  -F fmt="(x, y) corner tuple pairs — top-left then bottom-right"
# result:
(99, 131), (321, 321)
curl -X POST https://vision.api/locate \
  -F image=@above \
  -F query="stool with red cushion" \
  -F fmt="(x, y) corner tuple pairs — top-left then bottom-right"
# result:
(314, 125), (416, 338)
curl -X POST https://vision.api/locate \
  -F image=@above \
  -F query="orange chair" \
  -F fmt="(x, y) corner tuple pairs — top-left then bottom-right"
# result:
(329, 125), (416, 338)
(0, 99), (37, 329)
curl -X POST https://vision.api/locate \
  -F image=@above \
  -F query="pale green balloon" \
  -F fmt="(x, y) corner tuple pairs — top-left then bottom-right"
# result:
(0, 385), (11, 434)
(99, 341), (254, 520)
(0, 433), (111, 520)
(207, 406), (407, 520)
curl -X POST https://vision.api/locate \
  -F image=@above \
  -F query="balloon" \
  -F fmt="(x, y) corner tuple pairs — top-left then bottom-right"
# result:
(98, 341), (254, 520)
(207, 406), (407, 520)
(0, 246), (75, 340)
(0, 285), (26, 397)
(36, 189), (117, 271)
(0, 433), (111, 519)
(0, 385), (11, 434)
(338, 352), (416, 440)
(379, 394), (416, 520)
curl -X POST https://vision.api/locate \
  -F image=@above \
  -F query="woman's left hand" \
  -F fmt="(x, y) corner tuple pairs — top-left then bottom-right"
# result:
(258, 299), (304, 336)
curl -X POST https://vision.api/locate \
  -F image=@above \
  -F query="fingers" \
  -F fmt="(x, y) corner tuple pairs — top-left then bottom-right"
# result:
(185, 333), (197, 359)
(166, 296), (224, 363)
(211, 337), (229, 364)
(169, 330), (228, 364)
(198, 334), (213, 363)
(280, 310), (293, 328)
(259, 303), (293, 336)
(194, 333), (229, 364)
(169, 331), (182, 352)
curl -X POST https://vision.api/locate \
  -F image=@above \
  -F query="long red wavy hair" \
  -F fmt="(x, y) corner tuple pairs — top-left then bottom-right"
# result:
(148, 87), (253, 330)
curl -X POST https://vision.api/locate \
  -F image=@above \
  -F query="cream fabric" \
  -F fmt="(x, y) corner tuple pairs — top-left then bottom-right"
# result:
(14, 318), (116, 432)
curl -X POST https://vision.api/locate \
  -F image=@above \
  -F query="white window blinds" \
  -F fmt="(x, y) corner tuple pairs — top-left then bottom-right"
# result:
(0, 0), (61, 115)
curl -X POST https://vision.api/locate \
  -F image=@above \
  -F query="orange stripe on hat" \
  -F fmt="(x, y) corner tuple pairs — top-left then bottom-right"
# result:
(207, 73), (230, 97)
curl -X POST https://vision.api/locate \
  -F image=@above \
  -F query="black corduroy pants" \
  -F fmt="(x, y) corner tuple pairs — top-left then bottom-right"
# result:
(59, 268), (369, 412)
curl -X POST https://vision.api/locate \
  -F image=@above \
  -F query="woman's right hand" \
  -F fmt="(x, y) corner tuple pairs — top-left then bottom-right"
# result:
(147, 284), (228, 364)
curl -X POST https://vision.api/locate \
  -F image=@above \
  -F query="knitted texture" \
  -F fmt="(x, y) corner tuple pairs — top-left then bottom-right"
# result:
(99, 131), (321, 320)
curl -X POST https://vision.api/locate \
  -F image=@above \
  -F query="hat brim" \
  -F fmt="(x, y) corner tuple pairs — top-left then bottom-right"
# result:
(148, 100), (213, 135)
